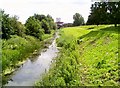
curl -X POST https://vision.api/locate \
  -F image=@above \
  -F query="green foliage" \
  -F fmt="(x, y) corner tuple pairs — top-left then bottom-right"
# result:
(9, 16), (25, 36)
(34, 14), (47, 21)
(35, 25), (119, 86)
(1, 10), (13, 39)
(34, 14), (57, 32)
(47, 14), (57, 30)
(1, 10), (56, 85)
(42, 30), (55, 40)
(1, 10), (25, 39)
(1, 10), (55, 40)
(41, 19), (51, 34)
(73, 13), (84, 26)
(2, 35), (41, 72)
(87, 2), (120, 26)
(25, 16), (44, 40)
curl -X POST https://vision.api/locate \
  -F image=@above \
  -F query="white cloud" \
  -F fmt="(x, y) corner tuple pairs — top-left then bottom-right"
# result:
(0, 0), (92, 23)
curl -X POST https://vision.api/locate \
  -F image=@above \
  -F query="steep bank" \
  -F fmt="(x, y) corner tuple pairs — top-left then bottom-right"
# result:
(35, 25), (119, 86)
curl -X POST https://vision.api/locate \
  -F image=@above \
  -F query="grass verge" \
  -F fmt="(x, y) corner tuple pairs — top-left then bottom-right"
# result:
(35, 25), (119, 86)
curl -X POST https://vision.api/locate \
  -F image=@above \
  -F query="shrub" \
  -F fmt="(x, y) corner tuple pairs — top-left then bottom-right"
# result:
(25, 16), (43, 40)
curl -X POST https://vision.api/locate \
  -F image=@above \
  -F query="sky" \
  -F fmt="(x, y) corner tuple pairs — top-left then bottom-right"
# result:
(0, 0), (92, 24)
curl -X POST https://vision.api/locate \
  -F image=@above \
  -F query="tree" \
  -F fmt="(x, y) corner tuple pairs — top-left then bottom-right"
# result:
(25, 16), (44, 40)
(87, 2), (106, 25)
(1, 10), (26, 39)
(41, 19), (50, 34)
(34, 14), (56, 32)
(47, 14), (57, 30)
(10, 15), (25, 36)
(107, 2), (120, 27)
(87, 1), (120, 27)
(1, 10), (13, 39)
(34, 14), (47, 21)
(73, 13), (84, 26)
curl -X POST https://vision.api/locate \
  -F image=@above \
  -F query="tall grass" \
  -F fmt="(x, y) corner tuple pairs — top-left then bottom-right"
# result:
(2, 35), (42, 84)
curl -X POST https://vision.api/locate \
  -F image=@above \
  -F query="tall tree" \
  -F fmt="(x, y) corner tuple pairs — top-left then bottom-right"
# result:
(10, 15), (25, 36)
(25, 16), (44, 40)
(1, 10), (26, 39)
(34, 14), (56, 32)
(107, 2), (120, 27)
(73, 13), (84, 26)
(1, 10), (13, 39)
(34, 14), (47, 21)
(87, 1), (120, 27)
(47, 14), (57, 30)
(41, 19), (50, 34)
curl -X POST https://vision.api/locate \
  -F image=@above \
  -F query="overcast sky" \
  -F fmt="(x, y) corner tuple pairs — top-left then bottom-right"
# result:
(0, 0), (92, 24)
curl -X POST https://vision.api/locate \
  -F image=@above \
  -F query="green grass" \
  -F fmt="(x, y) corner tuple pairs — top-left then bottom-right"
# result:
(35, 25), (119, 86)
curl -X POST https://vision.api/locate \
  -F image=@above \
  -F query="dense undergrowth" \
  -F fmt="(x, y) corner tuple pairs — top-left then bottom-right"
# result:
(2, 35), (40, 72)
(2, 35), (41, 84)
(35, 25), (119, 86)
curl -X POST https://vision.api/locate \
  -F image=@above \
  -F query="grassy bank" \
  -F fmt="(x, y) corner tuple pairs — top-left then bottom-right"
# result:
(35, 25), (119, 86)
(2, 30), (55, 84)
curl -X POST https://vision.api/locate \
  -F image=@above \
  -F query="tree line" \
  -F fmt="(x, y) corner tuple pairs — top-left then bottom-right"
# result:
(87, 1), (120, 27)
(70, 2), (120, 27)
(1, 1), (120, 37)
(1, 10), (57, 40)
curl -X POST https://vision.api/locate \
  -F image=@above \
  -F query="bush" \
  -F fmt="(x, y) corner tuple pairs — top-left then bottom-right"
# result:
(25, 16), (44, 40)
(41, 19), (51, 34)
(1, 10), (25, 39)
(2, 35), (41, 73)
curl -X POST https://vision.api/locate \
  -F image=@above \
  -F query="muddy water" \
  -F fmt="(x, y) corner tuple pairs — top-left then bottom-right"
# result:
(5, 32), (59, 86)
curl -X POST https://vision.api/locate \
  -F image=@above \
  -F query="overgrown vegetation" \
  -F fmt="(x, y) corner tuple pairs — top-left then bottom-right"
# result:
(2, 35), (41, 72)
(2, 31), (55, 85)
(35, 25), (119, 86)
(1, 10), (56, 40)
(1, 11), (25, 39)
(1, 10), (56, 85)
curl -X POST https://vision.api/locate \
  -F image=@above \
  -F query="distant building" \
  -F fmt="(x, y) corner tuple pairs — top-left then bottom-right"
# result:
(56, 18), (64, 29)
(56, 18), (61, 22)
(56, 22), (64, 29)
